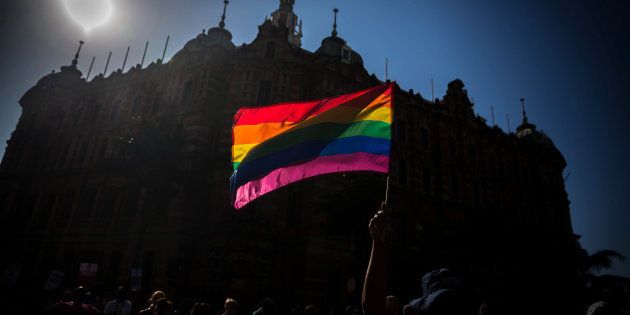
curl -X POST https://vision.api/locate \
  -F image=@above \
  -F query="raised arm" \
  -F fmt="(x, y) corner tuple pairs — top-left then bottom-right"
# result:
(362, 204), (388, 315)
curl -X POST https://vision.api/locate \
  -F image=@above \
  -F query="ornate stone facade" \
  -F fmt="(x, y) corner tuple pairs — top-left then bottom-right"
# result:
(0, 1), (577, 310)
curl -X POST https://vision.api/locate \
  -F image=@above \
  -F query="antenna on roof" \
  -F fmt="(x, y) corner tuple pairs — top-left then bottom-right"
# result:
(86, 56), (95, 80)
(103, 51), (112, 76)
(431, 78), (435, 102)
(332, 8), (339, 37)
(140, 41), (149, 67)
(520, 97), (530, 124)
(219, 0), (229, 29)
(506, 112), (512, 133)
(72, 40), (84, 67)
(159, 35), (170, 64)
(491, 106), (495, 127)
(121, 46), (130, 72)
(298, 19), (303, 36)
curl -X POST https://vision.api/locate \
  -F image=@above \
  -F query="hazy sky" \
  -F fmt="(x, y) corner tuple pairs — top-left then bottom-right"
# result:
(1, 0), (629, 276)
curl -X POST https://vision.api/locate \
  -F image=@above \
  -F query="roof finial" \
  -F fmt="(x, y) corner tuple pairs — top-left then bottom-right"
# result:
(520, 97), (529, 124)
(332, 8), (339, 37)
(298, 19), (303, 36)
(72, 40), (84, 67)
(219, 0), (229, 29)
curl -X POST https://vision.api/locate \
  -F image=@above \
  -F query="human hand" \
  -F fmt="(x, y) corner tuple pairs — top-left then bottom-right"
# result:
(368, 202), (389, 243)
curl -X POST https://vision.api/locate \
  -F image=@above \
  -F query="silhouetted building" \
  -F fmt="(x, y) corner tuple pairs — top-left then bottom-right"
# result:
(0, 0), (579, 310)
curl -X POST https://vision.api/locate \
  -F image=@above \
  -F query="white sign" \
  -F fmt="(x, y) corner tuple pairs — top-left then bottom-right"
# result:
(0, 265), (22, 288)
(130, 268), (143, 290)
(43, 270), (65, 291)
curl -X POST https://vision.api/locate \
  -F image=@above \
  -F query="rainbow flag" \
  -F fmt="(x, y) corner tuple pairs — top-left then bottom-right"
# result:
(230, 82), (394, 209)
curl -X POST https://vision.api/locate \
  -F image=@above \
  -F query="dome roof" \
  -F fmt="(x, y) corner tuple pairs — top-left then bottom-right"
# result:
(515, 117), (556, 147)
(204, 27), (235, 49)
(315, 8), (362, 65)
(36, 65), (82, 87)
(316, 36), (363, 65)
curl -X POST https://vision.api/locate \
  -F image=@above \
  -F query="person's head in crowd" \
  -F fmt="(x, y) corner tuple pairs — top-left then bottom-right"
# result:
(304, 305), (320, 315)
(114, 286), (127, 301)
(259, 298), (275, 314)
(224, 298), (238, 315)
(155, 298), (174, 315)
(587, 301), (618, 315)
(61, 290), (73, 302)
(191, 302), (212, 315)
(478, 300), (507, 315)
(150, 290), (167, 305)
(387, 295), (400, 315)
(73, 286), (88, 304)
(402, 305), (415, 315)
(345, 305), (360, 315)
(405, 269), (471, 315)
(178, 297), (194, 315)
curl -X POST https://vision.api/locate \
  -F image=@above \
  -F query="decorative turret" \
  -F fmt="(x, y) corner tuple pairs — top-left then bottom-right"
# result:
(202, 0), (235, 49)
(444, 79), (473, 107)
(58, 40), (84, 77)
(516, 98), (536, 134)
(515, 98), (556, 148)
(315, 8), (363, 66)
(21, 41), (86, 109)
(271, 0), (302, 46)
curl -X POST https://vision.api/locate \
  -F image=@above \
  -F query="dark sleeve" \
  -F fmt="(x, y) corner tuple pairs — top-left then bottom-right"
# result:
(362, 241), (387, 315)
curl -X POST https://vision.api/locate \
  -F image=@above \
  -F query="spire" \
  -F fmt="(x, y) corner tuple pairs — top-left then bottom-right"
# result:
(332, 8), (339, 37)
(219, 0), (229, 29)
(280, 0), (295, 9)
(71, 40), (84, 67)
(516, 97), (537, 136)
(298, 19), (303, 36)
(520, 97), (529, 124)
(269, 0), (302, 46)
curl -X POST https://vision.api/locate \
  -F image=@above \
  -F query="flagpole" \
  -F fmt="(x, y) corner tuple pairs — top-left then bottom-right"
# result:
(384, 174), (390, 206)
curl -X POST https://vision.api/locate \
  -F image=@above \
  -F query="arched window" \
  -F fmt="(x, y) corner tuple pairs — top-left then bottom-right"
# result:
(265, 42), (276, 59)
(131, 96), (142, 117)
(181, 80), (194, 104)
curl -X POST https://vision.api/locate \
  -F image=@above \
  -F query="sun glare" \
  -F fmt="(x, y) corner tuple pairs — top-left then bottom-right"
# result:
(63, 0), (113, 32)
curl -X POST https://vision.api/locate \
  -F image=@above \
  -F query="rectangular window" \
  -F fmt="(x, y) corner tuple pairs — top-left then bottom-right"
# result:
(396, 120), (407, 142)
(342, 48), (350, 60)
(32, 193), (56, 230)
(76, 141), (89, 165)
(257, 80), (272, 105)
(181, 81), (193, 104)
(398, 158), (408, 186)
(451, 174), (460, 199)
(15, 190), (38, 229)
(98, 139), (108, 159)
(95, 187), (119, 226)
(473, 180), (481, 205)
(121, 187), (141, 218)
(74, 188), (97, 221)
(54, 192), (76, 226)
(110, 103), (119, 120)
(422, 166), (432, 193)
(448, 137), (457, 160)
(420, 128), (429, 150)
(265, 42), (276, 59)
(56, 144), (70, 168)
(91, 104), (101, 123)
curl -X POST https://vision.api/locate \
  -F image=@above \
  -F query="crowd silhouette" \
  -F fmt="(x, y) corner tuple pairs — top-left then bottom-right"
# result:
(31, 204), (628, 315)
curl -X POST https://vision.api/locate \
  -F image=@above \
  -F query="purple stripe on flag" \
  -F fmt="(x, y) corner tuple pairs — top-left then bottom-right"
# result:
(234, 152), (389, 209)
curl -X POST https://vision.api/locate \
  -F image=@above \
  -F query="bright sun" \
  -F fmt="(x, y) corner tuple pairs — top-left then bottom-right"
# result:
(63, 0), (113, 32)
